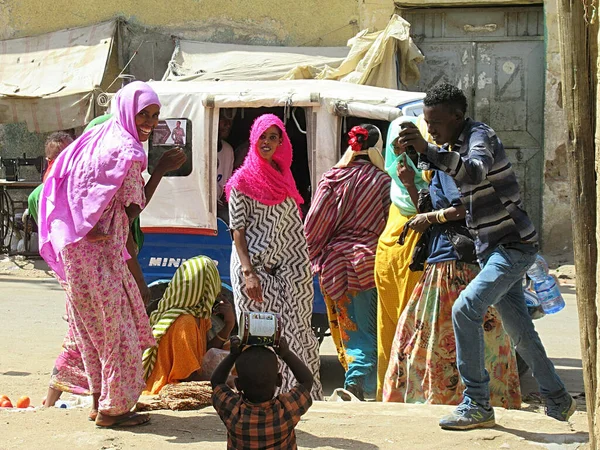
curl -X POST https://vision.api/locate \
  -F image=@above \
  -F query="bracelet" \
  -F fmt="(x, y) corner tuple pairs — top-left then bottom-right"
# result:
(424, 214), (432, 224)
(215, 333), (228, 342)
(437, 210), (448, 224)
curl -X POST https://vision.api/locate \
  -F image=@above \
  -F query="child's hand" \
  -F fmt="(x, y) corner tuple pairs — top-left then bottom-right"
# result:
(276, 336), (289, 358)
(229, 336), (242, 356)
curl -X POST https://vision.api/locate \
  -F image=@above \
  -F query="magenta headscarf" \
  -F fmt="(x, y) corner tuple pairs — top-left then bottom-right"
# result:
(38, 81), (161, 281)
(225, 114), (303, 210)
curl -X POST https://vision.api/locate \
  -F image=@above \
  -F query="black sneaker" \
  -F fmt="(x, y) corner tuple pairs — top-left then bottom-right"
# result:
(545, 394), (576, 421)
(439, 397), (496, 430)
(345, 384), (365, 401)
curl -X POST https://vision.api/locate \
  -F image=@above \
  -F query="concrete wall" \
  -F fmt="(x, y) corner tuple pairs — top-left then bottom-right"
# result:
(0, 0), (361, 45)
(540, 0), (572, 260)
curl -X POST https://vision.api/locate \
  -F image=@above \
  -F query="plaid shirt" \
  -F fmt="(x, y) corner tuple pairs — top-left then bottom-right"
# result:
(212, 383), (312, 450)
(425, 119), (538, 256)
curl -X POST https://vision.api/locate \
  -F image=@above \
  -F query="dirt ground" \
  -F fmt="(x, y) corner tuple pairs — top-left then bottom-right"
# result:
(0, 256), (589, 449)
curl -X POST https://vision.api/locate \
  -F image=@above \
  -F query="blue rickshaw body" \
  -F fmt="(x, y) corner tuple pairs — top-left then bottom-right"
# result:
(138, 218), (328, 316)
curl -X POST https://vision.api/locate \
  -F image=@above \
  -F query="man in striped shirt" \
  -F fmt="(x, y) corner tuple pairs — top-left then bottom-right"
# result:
(398, 83), (574, 430)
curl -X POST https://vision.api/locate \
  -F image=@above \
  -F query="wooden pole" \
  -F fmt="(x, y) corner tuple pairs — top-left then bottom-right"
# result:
(556, 0), (597, 446)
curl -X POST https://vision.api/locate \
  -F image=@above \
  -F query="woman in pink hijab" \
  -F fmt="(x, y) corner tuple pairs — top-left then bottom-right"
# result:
(38, 81), (161, 427)
(226, 114), (323, 400)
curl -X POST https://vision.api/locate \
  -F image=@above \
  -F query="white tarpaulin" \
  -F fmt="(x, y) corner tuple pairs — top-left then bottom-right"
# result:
(0, 21), (116, 132)
(163, 15), (422, 90)
(163, 42), (348, 82)
(283, 15), (424, 89)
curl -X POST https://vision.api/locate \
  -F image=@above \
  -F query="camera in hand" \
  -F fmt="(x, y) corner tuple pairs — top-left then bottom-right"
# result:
(399, 121), (431, 171)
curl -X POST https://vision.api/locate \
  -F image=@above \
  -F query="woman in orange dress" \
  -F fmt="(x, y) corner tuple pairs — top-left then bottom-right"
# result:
(143, 256), (235, 394)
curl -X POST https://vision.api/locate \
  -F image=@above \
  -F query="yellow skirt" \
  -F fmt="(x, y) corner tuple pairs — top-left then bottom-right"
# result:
(375, 204), (423, 400)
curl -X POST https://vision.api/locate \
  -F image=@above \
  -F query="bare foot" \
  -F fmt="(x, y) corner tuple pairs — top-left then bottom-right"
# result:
(95, 412), (150, 428)
(88, 393), (100, 421)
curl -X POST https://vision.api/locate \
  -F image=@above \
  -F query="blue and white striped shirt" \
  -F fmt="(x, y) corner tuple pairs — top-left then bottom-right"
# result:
(425, 119), (538, 256)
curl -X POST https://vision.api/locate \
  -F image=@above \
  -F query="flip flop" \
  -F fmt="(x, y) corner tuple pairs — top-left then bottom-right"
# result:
(95, 412), (150, 428)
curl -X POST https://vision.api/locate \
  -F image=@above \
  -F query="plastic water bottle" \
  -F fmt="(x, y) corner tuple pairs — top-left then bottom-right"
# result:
(526, 255), (565, 314)
(523, 288), (545, 320)
(526, 254), (549, 283)
(54, 395), (93, 409)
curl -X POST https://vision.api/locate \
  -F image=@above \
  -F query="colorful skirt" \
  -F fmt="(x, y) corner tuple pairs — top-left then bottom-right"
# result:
(382, 260), (521, 408)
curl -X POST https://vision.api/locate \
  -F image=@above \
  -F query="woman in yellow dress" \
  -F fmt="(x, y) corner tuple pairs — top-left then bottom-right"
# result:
(374, 117), (429, 399)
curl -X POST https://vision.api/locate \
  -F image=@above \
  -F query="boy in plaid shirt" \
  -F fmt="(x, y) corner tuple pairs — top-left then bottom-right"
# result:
(211, 336), (313, 450)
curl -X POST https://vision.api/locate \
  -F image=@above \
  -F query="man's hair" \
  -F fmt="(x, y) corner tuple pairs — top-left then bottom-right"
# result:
(424, 83), (468, 114)
(44, 131), (73, 160)
(235, 346), (279, 395)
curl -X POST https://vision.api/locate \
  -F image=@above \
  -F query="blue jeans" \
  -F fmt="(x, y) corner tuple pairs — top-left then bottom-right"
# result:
(452, 243), (567, 406)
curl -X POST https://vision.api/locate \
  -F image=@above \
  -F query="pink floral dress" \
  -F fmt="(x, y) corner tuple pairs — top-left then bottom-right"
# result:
(60, 161), (155, 416)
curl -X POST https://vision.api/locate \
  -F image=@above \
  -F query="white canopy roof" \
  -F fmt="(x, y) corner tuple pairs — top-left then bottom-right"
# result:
(163, 41), (348, 82)
(0, 21), (116, 132)
(149, 79), (425, 111)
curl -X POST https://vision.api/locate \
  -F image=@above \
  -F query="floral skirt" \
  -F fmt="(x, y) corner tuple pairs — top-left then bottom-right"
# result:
(49, 324), (90, 396)
(382, 260), (521, 408)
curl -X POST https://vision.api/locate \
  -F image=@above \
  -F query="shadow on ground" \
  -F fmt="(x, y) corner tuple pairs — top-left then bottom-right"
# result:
(496, 425), (588, 446)
(319, 354), (345, 398)
(128, 411), (379, 449)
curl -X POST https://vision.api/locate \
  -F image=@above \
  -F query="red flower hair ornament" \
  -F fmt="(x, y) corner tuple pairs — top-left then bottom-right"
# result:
(348, 126), (369, 152)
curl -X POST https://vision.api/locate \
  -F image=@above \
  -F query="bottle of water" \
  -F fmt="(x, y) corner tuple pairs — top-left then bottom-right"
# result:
(54, 400), (71, 409)
(526, 255), (565, 314)
(526, 254), (549, 283)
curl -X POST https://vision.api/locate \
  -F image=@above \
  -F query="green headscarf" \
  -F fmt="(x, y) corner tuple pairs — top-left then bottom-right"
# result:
(85, 113), (144, 249)
(385, 116), (429, 216)
(84, 113), (114, 131)
(142, 256), (221, 379)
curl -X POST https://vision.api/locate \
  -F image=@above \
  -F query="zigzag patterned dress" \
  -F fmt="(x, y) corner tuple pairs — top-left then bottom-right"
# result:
(229, 188), (323, 400)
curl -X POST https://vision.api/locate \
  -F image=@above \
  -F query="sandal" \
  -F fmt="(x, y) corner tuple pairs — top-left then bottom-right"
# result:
(95, 412), (150, 428)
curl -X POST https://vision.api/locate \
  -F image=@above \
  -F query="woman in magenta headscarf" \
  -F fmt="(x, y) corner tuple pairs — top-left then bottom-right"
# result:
(226, 114), (323, 400)
(38, 81), (160, 428)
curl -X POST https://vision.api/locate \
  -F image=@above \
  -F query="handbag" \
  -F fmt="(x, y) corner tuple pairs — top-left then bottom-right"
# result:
(397, 189), (433, 272)
(397, 216), (430, 272)
(443, 221), (477, 264)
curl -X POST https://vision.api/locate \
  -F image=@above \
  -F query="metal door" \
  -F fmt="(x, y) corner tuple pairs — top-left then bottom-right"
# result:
(400, 7), (545, 233)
